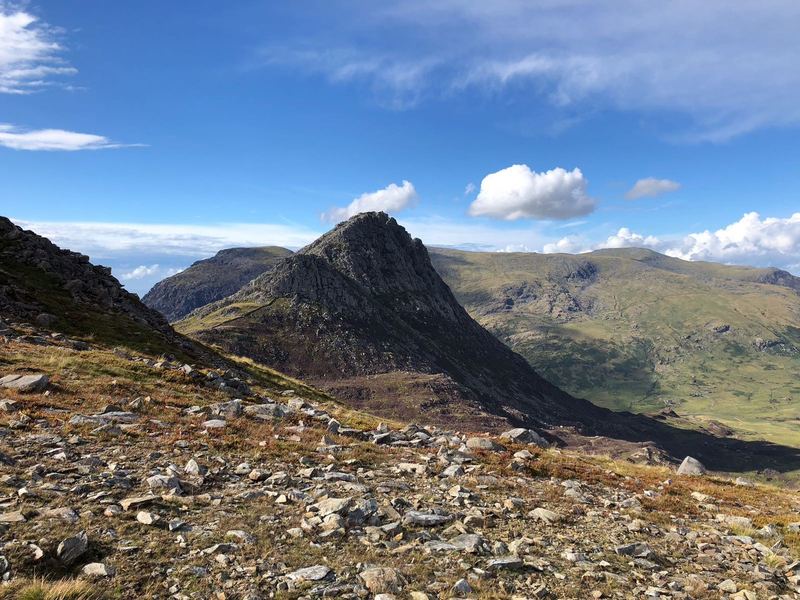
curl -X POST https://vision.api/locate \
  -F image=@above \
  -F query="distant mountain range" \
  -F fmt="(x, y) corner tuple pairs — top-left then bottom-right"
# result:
(143, 225), (800, 446)
(4, 212), (800, 471)
(429, 247), (800, 445)
(176, 212), (598, 431)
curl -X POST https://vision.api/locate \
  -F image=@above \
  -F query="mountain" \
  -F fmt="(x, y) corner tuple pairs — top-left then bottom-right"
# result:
(179, 213), (613, 431)
(143, 246), (293, 321)
(429, 247), (800, 445)
(0, 216), (192, 356)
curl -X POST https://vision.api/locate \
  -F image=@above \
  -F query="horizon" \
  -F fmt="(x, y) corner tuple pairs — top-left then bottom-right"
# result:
(3, 1), (800, 294)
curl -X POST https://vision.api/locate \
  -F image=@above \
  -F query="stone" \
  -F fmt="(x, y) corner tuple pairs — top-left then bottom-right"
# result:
(359, 567), (405, 594)
(312, 497), (352, 517)
(451, 578), (472, 595)
(487, 556), (523, 570)
(201, 419), (226, 429)
(466, 437), (504, 451)
(120, 494), (158, 511)
(530, 507), (560, 524)
(615, 542), (654, 558)
(146, 474), (182, 493)
(718, 579), (738, 593)
(402, 510), (453, 527)
(677, 456), (706, 476)
(0, 510), (26, 523)
(136, 511), (160, 525)
(0, 399), (19, 412)
(0, 374), (49, 393)
(500, 427), (548, 447)
(83, 562), (115, 577)
(57, 531), (88, 565)
(286, 565), (333, 582)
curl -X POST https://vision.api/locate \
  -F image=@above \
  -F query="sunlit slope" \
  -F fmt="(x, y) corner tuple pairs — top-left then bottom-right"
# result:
(430, 247), (800, 445)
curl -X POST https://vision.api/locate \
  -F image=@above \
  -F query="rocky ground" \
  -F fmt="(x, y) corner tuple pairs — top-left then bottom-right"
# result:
(3, 323), (800, 599)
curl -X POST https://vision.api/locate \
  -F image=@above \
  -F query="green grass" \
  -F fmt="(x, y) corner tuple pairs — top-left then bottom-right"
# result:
(430, 247), (800, 447)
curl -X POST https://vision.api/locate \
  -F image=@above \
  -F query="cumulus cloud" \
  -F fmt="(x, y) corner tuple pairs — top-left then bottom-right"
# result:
(667, 212), (800, 266)
(625, 178), (681, 200)
(0, 124), (136, 151)
(625, 177), (681, 200)
(0, 6), (76, 94)
(321, 180), (418, 223)
(468, 164), (595, 220)
(542, 212), (800, 273)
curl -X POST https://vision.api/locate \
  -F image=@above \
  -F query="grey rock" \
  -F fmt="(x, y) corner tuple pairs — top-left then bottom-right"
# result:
(677, 456), (706, 476)
(500, 427), (548, 447)
(0, 374), (49, 393)
(57, 531), (88, 565)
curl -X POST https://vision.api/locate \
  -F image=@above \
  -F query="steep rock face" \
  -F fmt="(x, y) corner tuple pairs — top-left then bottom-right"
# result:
(182, 212), (598, 429)
(0, 216), (188, 353)
(143, 246), (292, 321)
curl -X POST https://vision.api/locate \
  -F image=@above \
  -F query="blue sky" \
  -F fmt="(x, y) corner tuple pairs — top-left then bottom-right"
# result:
(2, 1), (800, 294)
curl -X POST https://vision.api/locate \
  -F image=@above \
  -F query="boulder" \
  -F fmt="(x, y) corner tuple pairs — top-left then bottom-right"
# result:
(677, 456), (706, 476)
(500, 427), (548, 447)
(0, 374), (49, 393)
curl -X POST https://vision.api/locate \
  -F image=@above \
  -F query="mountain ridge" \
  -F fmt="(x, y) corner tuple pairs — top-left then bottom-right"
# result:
(143, 245), (293, 321)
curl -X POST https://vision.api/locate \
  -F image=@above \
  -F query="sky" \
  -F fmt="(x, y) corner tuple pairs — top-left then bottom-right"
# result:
(2, 1), (800, 295)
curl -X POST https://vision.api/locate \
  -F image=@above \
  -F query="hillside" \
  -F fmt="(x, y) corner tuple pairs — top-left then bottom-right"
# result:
(429, 247), (800, 445)
(143, 246), (293, 321)
(3, 322), (800, 598)
(0, 217), (194, 357)
(4, 217), (800, 597)
(177, 212), (593, 432)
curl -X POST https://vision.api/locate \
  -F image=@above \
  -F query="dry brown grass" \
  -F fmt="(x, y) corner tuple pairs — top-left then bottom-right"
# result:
(0, 578), (102, 600)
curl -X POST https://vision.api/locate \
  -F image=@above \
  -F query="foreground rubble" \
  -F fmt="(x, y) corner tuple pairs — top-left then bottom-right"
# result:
(2, 331), (800, 599)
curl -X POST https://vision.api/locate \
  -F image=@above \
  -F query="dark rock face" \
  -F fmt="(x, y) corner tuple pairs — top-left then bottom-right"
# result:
(189, 212), (604, 429)
(0, 216), (184, 350)
(143, 246), (293, 321)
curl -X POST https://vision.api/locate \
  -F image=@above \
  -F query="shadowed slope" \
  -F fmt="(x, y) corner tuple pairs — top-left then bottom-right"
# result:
(143, 246), (293, 321)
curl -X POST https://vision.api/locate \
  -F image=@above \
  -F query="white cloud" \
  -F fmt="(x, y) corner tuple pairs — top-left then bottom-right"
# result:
(266, 1), (800, 141)
(0, 6), (76, 94)
(542, 212), (800, 274)
(666, 212), (800, 266)
(464, 182), (476, 195)
(400, 216), (548, 251)
(0, 123), (135, 151)
(11, 219), (322, 258)
(625, 178), (681, 200)
(468, 164), (595, 220)
(541, 236), (591, 254)
(121, 264), (161, 280)
(604, 227), (664, 249)
(258, 46), (438, 110)
(321, 180), (418, 223)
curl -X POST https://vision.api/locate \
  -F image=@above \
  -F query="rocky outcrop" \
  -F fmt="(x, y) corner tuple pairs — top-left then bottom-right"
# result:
(186, 212), (599, 430)
(143, 246), (292, 321)
(0, 216), (191, 353)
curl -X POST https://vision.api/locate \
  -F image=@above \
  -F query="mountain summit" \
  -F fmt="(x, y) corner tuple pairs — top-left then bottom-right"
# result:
(181, 212), (592, 429)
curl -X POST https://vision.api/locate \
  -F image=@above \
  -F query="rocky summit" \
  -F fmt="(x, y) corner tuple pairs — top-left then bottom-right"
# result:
(179, 212), (609, 431)
(143, 246), (293, 322)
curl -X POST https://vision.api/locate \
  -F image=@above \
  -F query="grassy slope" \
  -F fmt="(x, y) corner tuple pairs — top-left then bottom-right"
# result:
(430, 247), (800, 446)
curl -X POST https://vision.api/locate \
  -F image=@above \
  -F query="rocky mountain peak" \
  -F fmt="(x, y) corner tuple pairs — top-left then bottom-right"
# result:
(240, 212), (465, 324)
(302, 212), (441, 296)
